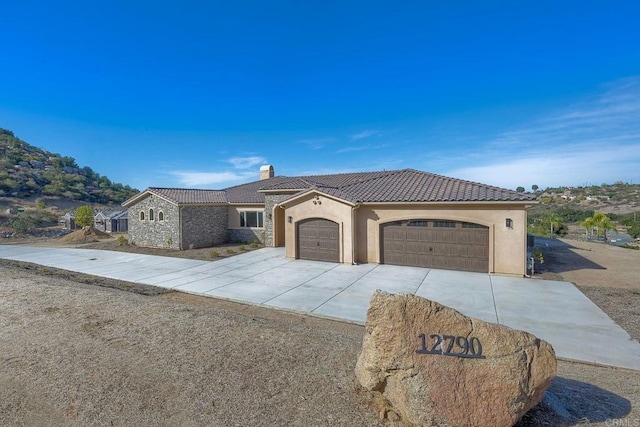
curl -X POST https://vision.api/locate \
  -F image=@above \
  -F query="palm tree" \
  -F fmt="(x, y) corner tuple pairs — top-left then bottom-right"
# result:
(579, 216), (595, 240)
(548, 213), (562, 236)
(591, 212), (617, 242)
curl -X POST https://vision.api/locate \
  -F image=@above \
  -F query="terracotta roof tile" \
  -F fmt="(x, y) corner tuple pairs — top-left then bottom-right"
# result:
(256, 169), (535, 203)
(147, 187), (228, 204)
(125, 169), (534, 207)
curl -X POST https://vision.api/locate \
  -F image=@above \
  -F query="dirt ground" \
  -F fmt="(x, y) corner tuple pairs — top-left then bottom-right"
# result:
(1, 235), (640, 426)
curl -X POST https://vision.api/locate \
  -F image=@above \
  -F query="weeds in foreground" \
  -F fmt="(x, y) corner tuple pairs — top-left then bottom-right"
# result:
(210, 250), (220, 258)
(225, 249), (235, 255)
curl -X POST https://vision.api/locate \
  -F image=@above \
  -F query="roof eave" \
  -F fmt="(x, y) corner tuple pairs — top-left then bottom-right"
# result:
(358, 199), (536, 206)
(258, 188), (307, 194)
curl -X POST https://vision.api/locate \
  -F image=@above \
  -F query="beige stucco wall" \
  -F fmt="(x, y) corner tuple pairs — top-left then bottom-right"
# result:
(355, 204), (528, 276)
(283, 194), (355, 264)
(280, 193), (529, 276)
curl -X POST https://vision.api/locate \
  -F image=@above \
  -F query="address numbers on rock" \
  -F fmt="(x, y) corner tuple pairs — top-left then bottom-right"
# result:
(416, 333), (485, 359)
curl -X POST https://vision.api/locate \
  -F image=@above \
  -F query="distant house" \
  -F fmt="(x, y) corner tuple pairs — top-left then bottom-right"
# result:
(123, 165), (536, 276)
(59, 212), (79, 230)
(94, 209), (128, 233)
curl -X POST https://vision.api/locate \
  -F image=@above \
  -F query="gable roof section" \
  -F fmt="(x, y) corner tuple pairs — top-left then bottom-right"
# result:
(123, 187), (228, 207)
(96, 209), (127, 219)
(257, 169), (535, 204)
(224, 177), (292, 203)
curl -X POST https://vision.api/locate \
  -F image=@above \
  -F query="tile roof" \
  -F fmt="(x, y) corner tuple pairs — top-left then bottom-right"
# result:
(124, 169), (535, 207)
(146, 187), (228, 204)
(254, 169), (536, 203)
(224, 177), (292, 203)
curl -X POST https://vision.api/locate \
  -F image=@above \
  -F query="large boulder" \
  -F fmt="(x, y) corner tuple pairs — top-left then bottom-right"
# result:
(355, 291), (556, 427)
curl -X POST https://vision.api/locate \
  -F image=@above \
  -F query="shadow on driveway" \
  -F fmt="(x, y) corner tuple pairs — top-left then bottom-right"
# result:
(532, 237), (605, 274)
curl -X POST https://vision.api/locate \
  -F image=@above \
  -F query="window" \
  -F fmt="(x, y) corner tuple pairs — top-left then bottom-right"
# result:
(407, 220), (429, 227)
(240, 211), (264, 228)
(140, 211), (145, 220)
(158, 211), (164, 221)
(149, 209), (154, 221)
(433, 221), (456, 228)
(462, 222), (485, 229)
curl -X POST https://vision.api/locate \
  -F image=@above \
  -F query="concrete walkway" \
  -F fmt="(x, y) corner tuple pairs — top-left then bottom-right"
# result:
(1, 245), (639, 371)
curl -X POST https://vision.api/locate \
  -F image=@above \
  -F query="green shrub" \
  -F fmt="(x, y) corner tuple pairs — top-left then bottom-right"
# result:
(210, 250), (220, 258)
(225, 248), (235, 255)
(117, 235), (128, 246)
(249, 241), (259, 249)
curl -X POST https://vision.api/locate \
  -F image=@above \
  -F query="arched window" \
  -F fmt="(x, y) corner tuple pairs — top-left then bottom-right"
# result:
(149, 209), (154, 221)
(140, 211), (145, 220)
(158, 211), (164, 221)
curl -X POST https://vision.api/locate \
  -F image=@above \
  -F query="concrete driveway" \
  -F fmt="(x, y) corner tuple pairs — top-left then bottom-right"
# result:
(1, 245), (639, 371)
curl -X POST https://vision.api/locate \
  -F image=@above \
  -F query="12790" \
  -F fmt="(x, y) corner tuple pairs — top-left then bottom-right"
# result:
(416, 333), (485, 359)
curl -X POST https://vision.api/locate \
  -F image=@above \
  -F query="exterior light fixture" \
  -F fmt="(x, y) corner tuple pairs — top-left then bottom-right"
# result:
(506, 218), (513, 228)
(288, 216), (293, 223)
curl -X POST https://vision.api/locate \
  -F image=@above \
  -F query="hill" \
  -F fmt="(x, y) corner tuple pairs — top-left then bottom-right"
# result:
(526, 183), (640, 240)
(0, 128), (137, 204)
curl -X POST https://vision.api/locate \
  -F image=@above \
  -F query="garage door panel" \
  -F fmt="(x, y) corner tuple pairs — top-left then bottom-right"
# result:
(297, 219), (340, 263)
(382, 221), (489, 273)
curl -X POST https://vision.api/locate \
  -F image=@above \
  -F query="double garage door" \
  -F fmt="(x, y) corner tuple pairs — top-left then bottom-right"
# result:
(296, 218), (489, 272)
(297, 219), (340, 263)
(382, 220), (489, 273)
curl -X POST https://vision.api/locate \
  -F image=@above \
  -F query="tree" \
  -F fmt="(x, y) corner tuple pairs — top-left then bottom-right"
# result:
(591, 212), (617, 242)
(579, 216), (596, 239)
(580, 212), (617, 242)
(532, 184), (539, 192)
(8, 213), (36, 235)
(547, 213), (562, 235)
(516, 186), (525, 193)
(75, 205), (94, 228)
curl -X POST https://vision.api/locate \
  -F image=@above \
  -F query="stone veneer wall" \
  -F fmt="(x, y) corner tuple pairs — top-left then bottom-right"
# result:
(180, 205), (228, 249)
(227, 228), (263, 244)
(263, 194), (291, 247)
(127, 195), (181, 249)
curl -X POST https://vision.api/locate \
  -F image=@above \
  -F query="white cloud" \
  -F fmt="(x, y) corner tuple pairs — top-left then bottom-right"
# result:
(443, 76), (640, 189)
(226, 156), (267, 169)
(448, 142), (640, 190)
(169, 171), (255, 187)
(297, 137), (335, 150)
(335, 143), (389, 154)
(350, 130), (381, 141)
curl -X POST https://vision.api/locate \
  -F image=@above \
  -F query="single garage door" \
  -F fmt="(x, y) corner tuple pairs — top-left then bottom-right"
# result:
(297, 218), (340, 262)
(382, 220), (489, 272)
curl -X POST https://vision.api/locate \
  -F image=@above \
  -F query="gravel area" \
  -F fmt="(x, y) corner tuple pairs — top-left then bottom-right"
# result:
(0, 262), (383, 427)
(1, 236), (640, 425)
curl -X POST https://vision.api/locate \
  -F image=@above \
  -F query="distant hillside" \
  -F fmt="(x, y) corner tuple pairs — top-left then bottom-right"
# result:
(528, 182), (640, 216)
(526, 182), (640, 240)
(0, 128), (137, 204)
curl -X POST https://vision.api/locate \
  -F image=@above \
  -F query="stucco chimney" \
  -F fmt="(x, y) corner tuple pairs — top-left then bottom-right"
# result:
(260, 165), (274, 180)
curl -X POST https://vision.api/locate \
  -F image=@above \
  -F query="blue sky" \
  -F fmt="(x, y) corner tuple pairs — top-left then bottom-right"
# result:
(2, 1), (639, 191)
